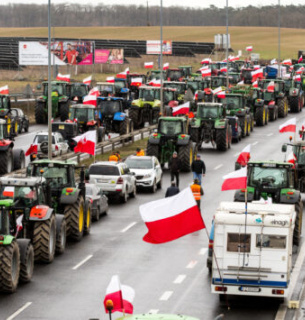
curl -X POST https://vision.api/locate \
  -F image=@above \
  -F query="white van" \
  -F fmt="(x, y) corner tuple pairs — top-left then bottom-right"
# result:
(211, 201), (296, 299)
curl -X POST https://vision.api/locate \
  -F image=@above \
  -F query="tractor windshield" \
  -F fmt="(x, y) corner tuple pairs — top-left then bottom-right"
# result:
(159, 120), (183, 135)
(167, 70), (183, 81)
(0, 96), (9, 109)
(225, 97), (241, 109)
(98, 101), (121, 115)
(0, 186), (38, 205)
(97, 84), (115, 94)
(114, 82), (125, 90)
(69, 108), (89, 122)
(70, 85), (88, 97)
(197, 106), (219, 119)
(263, 92), (273, 101)
(163, 91), (175, 102)
(44, 83), (64, 96)
(33, 166), (68, 185)
(211, 78), (224, 88)
(187, 82), (200, 92)
(164, 83), (185, 94)
(248, 167), (288, 189)
(293, 145), (305, 165)
(139, 89), (159, 101)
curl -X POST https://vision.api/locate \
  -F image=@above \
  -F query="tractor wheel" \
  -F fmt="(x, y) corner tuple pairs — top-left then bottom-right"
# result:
(33, 214), (56, 263)
(55, 216), (66, 255)
(129, 120), (134, 133)
(59, 102), (69, 121)
(190, 127), (200, 143)
(278, 98), (288, 118)
(129, 108), (141, 129)
(255, 106), (265, 126)
(293, 200), (303, 246)
(150, 108), (160, 125)
(0, 240), (20, 293)
(239, 117), (247, 138)
(17, 239), (34, 283)
(64, 196), (85, 242)
(92, 206), (100, 222)
(119, 119), (128, 135)
(35, 102), (46, 124)
(97, 127), (105, 142)
(0, 147), (13, 175)
(265, 107), (269, 125)
(246, 118), (251, 136)
(13, 149), (25, 171)
(84, 200), (92, 236)
(289, 96), (299, 113)
(178, 141), (192, 172)
(147, 142), (159, 158)
(269, 108), (275, 121)
(216, 128), (229, 151)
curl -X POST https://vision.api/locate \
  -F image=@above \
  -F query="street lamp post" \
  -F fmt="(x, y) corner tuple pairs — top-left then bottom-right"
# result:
(48, 0), (52, 159)
(278, 0), (281, 78)
(160, 0), (163, 115)
(226, 0), (229, 90)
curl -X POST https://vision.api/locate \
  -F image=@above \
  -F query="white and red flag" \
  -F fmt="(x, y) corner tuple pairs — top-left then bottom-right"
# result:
(3, 186), (15, 198)
(25, 144), (38, 156)
(83, 75), (92, 85)
(270, 58), (277, 65)
(139, 187), (205, 244)
(106, 76), (115, 83)
(56, 73), (70, 82)
(201, 58), (212, 64)
(298, 55), (303, 63)
(117, 68), (130, 79)
(294, 75), (301, 82)
(130, 77), (142, 87)
(212, 86), (223, 95)
(251, 68), (263, 81)
(296, 67), (304, 75)
(201, 68), (211, 78)
(172, 101), (190, 116)
(16, 214), (23, 235)
(253, 65), (261, 70)
(220, 66), (227, 73)
(267, 81), (275, 92)
(246, 46), (253, 52)
(279, 118), (296, 133)
(149, 79), (161, 87)
(229, 55), (240, 62)
(287, 152), (297, 168)
(144, 62), (154, 69)
(73, 130), (96, 156)
(217, 91), (226, 99)
(0, 85), (9, 95)
(252, 80), (258, 88)
(89, 87), (100, 96)
(236, 144), (251, 167)
(221, 167), (247, 191)
(282, 59), (292, 66)
(237, 80), (244, 85)
(103, 275), (135, 314)
(83, 95), (97, 107)
(163, 63), (169, 70)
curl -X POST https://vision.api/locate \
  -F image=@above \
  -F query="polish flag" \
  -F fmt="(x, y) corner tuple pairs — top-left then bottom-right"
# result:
(3, 186), (15, 198)
(73, 130), (96, 156)
(252, 80), (258, 88)
(25, 144), (38, 156)
(117, 68), (130, 79)
(237, 80), (244, 85)
(220, 67), (227, 73)
(270, 58), (277, 65)
(83, 75), (92, 85)
(56, 73), (70, 82)
(294, 74), (301, 82)
(229, 55), (240, 62)
(139, 187), (205, 244)
(106, 77), (115, 83)
(163, 63), (169, 70)
(0, 85), (9, 95)
(251, 68), (263, 81)
(253, 65), (261, 70)
(298, 55), (303, 63)
(89, 87), (100, 96)
(236, 144), (251, 166)
(287, 152), (297, 168)
(212, 86), (223, 95)
(16, 214), (23, 235)
(103, 275), (135, 314)
(149, 79), (161, 87)
(282, 59), (292, 66)
(201, 68), (211, 78)
(130, 77), (142, 87)
(172, 101), (190, 116)
(279, 118), (296, 133)
(201, 58), (212, 64)
(144, 62), (154, 69)
(267, 81), (275, 92)
(83, 95), (97, 107)
(296, 67), (304, 75)
(217, 91), (226, 99)
(246, 46), (253, 52)
(221, 167), (247, 191)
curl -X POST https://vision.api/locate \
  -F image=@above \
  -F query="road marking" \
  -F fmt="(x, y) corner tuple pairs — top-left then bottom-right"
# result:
(267, 133), (274, 136)
(198, 248), (208, 255)
(72, 255), (93, 270)
(186, 260), (198, 269)
(214, 164), (223, 170)
(7, 302), (32, 320)
(173, 275), (186, 284)
(121, 222), (137, 233)
(148, 309), (159, 314)
(159, 291), (173, 301)
(252, 141), (258, 146)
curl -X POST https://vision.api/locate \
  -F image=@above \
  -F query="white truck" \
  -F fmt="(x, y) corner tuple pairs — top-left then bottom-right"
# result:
(211, 201), (297, 299)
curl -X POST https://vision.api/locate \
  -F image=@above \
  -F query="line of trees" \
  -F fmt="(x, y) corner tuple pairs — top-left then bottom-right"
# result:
(1, 3), (305, 28)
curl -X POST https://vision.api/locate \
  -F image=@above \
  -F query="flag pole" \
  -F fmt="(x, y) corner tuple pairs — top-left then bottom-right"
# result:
(243, 165), (248, 267)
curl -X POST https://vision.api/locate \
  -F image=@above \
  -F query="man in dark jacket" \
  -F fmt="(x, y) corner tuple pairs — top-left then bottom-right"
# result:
(191, 154), (206, 185)
(169, 151), (181, 187)
(165, 181), (180, 198)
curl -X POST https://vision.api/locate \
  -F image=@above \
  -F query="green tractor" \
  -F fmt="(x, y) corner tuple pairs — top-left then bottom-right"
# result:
(284, 78), (304, 113)
(189, 102), (232, 151)
(0, 94), (19, 136)
(35, 81), (71, 124)
(163, 81), (188, 104)
(234, 161), (303, 245)
(146, 117), (195, 172)
(28, 159), (90, 242)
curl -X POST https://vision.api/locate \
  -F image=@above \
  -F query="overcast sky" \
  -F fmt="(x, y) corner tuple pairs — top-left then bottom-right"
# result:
(6, 0), (304, 9)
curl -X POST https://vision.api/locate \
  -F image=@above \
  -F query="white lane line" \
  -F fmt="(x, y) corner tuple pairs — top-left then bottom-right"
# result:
(252, 141), (258, 146)
(198, 248), (208, 255)
(267, 133), (274, 136)
(72, 255), (93, 270)
(214, 164), (223, 170)
(173, 275), (186, 284)
(186, 260), (198, 269)
(121, 222), (137, 233)
(159, 291), (173, 301)
(7, 302), (32, 320)
(148, 309), (159, 314)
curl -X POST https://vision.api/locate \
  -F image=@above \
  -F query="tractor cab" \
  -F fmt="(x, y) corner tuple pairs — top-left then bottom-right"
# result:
(96, 82), (116, 97)
(70, 83), (89, 103)
(147, 70), (166, 82)
(68, 104), (96, 128)
(139, 87), (160, 101)
(158, 117), (185, 137)
(196, 102), (224, 119)
(186, 80), (201, 93)
(97, 97), (124, 116)
(241, 68), (254, 84)
(166, 69), (184, 82)
(178, 66), (192, 78)
(210, 76), (227, 89)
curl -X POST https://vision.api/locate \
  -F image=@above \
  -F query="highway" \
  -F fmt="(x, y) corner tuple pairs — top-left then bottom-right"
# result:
(1, 113), (305, 320)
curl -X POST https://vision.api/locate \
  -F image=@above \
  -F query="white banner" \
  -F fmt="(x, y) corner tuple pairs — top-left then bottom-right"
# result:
(146, 40), (172, 55)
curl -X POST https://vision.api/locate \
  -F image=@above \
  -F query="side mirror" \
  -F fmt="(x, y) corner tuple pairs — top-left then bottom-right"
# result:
(282, 144), (287, 153)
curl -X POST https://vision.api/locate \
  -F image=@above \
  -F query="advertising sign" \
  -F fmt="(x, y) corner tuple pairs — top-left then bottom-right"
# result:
(94, 49), (124, 64)
(146, 40), (172, 55)
(19, 41), (93, 66)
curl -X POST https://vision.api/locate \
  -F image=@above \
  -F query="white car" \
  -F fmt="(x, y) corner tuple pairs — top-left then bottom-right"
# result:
(125, 155), (162, 193)
(88, 161), (136, 203)
(31, 131), (69, 160)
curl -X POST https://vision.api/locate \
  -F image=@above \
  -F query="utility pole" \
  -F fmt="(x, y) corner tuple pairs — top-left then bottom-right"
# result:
(160, 0), (163, 115)
(48, 0), (52, 159)
(278, 0), (281, 78)
(146, 0), (150, 26)
(226, 0), (229, 90)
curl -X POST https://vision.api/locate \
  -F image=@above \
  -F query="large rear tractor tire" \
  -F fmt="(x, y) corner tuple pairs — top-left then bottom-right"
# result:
(13, 149), (25, 171)
(255, 106), (265, 127)
(216, 128), (229, 151)
(84, 200), (92, 236)
(278, 98), (288, 118)
(59, 102), (69, 121)
(0, 240), (20, 293)
(178, 141), (192, 172)
(289, 96), (300, 113)
(293, 200), (303, 246)
(0, 147), (13, 175)
(119, 119), (129, 135)
(190, 127), (200, 143)
(35, 102), (46, 124)
(147, 142), (159, 158)
(33, 214), (56, 263)
(129, 108), (141, 129)
(97, 127), (105, 142)
(17, 239), (34, 283)
(150, 108), (160, 125)
(239, 117), (247, 138)
(64, 196), (85, 242)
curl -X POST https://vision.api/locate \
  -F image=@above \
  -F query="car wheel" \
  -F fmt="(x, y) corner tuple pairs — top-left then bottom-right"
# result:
(130, 184), (136, 198)
(157, 176), (162, 189)
(151, 179), (157, 193)
(120, 191), (128, 203)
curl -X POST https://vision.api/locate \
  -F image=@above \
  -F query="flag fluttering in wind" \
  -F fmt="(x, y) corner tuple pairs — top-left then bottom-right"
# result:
(0, 85), (9, 95)
(212, 87), (223, 95)
(282, 59), (292, 66)
(172, 101), (190, 116)
(106, 76), (115, 83)
(25, 144), (38, 156)
(73, 130), (96, 155)
(144, 62), (154, 69)
(117, 68), (130, 79)
(130, 77), (142, 87)
(267, 81), (275, 92)
(298, 55), (303, 63)
(236, 144), (251, 167)
(246, 46), (253, 52)
(279, 118), (296, 133)
(251, 68), (263, 81)
(56, 73), (70, 82)
(83, 95), (97, 107)
(201, 68), (211, 78)
(221, 167), (247, 191)
(252, 80), (258, 88)
(83, 75), (92, 85)
(163, 62), (169, 70)
(201, 58), (212, 64)
(148, 79), (161, 87)
(88, 87), (100, 96)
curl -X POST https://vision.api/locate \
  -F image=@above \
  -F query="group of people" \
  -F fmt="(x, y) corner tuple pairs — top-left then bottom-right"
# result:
(108, 148), (145, 161)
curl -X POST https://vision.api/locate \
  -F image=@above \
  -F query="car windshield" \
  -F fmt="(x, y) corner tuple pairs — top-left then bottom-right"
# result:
(34, 135), (55, 144)
(0, 96), (9, 109)
(197, 105), (219, 118)
(225, 97), (241, 109)
(69, 108), (88, 121)
(125, 158), (153, 169)
(159, 120), (183, 135)
(249, 167), (288, 188)
(71, 85), (88, 97)
(139, 89), (159, 100)
(98, 101), (121, 114)
(44, 83), (64, 96)
(0, 186), (37, 204)
(89, 165), (120, 176)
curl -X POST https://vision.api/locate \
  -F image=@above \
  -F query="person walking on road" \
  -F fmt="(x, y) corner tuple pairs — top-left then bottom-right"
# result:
(191, 154), (206, 185)
(169, 151), (181, 187)
(165, 181), (180, 198)
(190, 178), (204, 209)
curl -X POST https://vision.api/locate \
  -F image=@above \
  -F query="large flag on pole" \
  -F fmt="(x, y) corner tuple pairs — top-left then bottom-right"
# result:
(279, 118), (296, 133)
(103, 275), (135, 314)
(221, 167), (247, 191)
(172, 101), (190, 116)
(139, 187), (205, 244)
(83, 75), (92, 85)
(0, 85), (9, 95)
(56, 73), (70, 82)
(73, 130), (96, 156)
(236, 144), (251, 166)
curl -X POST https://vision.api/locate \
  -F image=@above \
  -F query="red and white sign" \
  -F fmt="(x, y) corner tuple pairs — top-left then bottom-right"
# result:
(73, 130), (96, 156)
(56, 73), (70, 82)
(25, 144), (38, 156)
(246, 46), (253, 52)
(287, 152), (296, 168)
(201, 68), (211, 78)
(267, 81), (275, 92)
(144, 62), (154, 69)
(172, 102), (190, 116)
(139, 187), (205, 244)
(221, 167), (247, 191)
(3, 186), (15, 198)
(279, 118), (296, 133)
(106, 77), (115, 83)
(163, 63), (169, 70)
(201, 58), (212, 64)
(296, 67), (304, 75)
(236, 144), (251, 167)
(130, 77), (142, 87)
(103, 275), (135, 314)
(89, 87), (100, 96)
(83, 95), (97, 107)
(83, 75), (92, 85)
(294, 74), (301, 82)
(0, 85), (9, 95)
(282, 59), (292, 66)
(251, 68), (263, 81)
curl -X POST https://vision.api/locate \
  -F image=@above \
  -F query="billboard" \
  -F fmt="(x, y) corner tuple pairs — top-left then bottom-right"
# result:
(146, 41), (172, 55)
(19, 41), (94, 66)
(94, 49), (124, 64)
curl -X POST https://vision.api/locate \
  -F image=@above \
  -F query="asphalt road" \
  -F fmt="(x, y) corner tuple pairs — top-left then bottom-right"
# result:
(1, 113), (305, 320)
